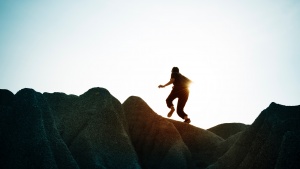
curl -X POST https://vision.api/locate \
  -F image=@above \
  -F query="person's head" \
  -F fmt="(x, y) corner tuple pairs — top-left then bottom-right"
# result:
(172, 67), (179, 73)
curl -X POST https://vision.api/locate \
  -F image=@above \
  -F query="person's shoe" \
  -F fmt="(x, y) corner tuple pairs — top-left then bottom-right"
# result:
(184, 118), (191, 124)
(167, 107), (175, 118)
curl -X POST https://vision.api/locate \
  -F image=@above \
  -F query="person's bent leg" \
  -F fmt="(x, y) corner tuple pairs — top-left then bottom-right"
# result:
(167, 106), (175, 117)
(176, 89), (190, 123)
(166, 90), (177, 117)
(166, 90), (177, 108)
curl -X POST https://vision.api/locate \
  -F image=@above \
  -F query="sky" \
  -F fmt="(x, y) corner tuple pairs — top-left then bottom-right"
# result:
(1, 0), (299, 129)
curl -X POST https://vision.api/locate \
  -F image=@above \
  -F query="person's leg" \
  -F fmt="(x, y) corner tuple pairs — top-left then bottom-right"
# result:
(176, 89), (190, 123)
(166, 90), (177, 117)
(167, 106), (175, 117)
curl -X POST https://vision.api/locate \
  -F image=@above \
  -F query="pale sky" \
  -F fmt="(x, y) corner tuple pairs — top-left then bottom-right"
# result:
(1, 0), (299, 129)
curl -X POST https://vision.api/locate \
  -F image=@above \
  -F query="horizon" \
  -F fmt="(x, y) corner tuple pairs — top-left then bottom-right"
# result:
(1, 0), (300, 129)
(1, 86), (284, 129)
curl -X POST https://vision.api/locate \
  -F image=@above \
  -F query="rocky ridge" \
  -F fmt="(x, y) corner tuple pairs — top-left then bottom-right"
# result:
(0, 87), (299, 169)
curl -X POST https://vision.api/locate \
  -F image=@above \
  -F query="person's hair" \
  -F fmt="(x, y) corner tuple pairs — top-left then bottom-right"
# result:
(172, 67), (179, 73)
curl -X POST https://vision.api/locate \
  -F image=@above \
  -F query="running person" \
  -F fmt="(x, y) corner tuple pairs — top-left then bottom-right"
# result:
(158, 67), (191, 123)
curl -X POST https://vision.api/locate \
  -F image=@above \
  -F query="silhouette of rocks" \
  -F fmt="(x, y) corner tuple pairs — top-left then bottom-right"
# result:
(208, 123), (249, 139)
(207, 103), (300, 169)
(123, 96), (224, 169)
(0, 88), (79, 169)
(206, 123), (248, 160)
(1, 88), (300, 169)
(44, 88), (140, 169)
(122, 96), (193, 169)
(212, 130), (244, 162)
(168, 119), (224, 168)
(0, 88), (140, 169)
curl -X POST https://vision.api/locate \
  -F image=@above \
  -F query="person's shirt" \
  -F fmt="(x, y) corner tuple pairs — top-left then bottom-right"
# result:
(171, 72), (191, 90)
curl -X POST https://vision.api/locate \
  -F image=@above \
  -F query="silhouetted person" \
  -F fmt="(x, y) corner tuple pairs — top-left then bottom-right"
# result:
(158, 67), (191, 123)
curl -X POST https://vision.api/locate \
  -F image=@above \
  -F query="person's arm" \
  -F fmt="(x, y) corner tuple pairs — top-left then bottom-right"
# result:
(158, 78), (175, 88)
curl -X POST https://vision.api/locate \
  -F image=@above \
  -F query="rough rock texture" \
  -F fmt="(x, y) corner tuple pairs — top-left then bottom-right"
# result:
(168, 119), (224, 168)
(0, 88), (140, 169)
(44, 88), (140, 169)
(207, 103), (300, 169)
(212, 131), (244, 161)
(1, 88), (300, 169)
(207, 123), (249, 139)
(0, 89), (79, 169)
(123, 96), (224, 169)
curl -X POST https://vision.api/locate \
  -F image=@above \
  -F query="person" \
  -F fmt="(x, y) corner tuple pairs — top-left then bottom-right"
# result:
(158, 67), (191, 123)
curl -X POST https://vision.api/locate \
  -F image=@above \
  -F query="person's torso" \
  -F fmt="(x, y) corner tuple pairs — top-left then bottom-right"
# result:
(171, 73), (191, 90)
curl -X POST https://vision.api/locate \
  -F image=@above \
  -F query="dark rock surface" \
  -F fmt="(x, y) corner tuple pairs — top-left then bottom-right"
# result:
(123, 96), (193, 169)
(44, 88), (140, 169)
(168, 119), (224, 168)
(123, 96), (223, 169)
(0, 88), (140, 169)
(0, 88), (299, 169)
(207, 103), (300, 169)
(0, 88), (79, 169)
(207, 123), (249, 139)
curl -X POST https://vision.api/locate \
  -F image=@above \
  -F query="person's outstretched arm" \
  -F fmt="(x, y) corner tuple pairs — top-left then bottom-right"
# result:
(158, 78), (175, 88)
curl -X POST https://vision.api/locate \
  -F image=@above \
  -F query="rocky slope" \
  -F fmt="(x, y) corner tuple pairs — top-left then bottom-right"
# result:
(0, 87), (299, 169)
(206, 103), (300, 169)
(0, 88), (139, 169)
(207, 123), (249, 139)
(123, 96), (223, 169)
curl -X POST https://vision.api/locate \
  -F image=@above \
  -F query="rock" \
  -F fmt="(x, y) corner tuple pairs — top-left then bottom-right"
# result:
(169, 119), (224, 169)
(212, 131), (244, 161)
(0, 88), (140, 169)
(1, 88), (300, 169)
(123, 96), (193, 169)
(0, 89), (14, 106)
(43, 87), (140, 169)
(208, 123), (249, 139)
(123, 96), (224, 169)
(0, 88), (79, 169)
(207, 102), (300, 169)
(275, 131), (300, 169)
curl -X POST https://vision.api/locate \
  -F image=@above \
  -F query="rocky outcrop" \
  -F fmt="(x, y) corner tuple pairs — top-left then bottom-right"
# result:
(123, 96), (193, 169)
(0, 88), (140, 169)
(123, 96), (223, 169)
(168, 119), (224, 168)
(0, 89), (79, 169)
(44, 88), (140, 169)
(207, 103), (300, 169)
(207, 123), (249, 139)
(0, 88), (299, 169)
